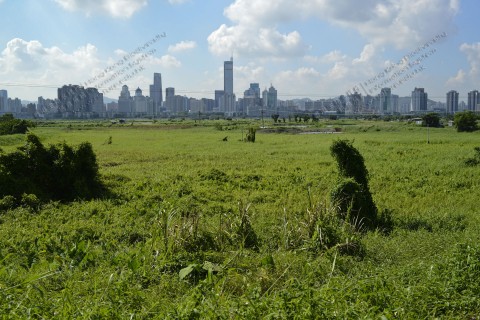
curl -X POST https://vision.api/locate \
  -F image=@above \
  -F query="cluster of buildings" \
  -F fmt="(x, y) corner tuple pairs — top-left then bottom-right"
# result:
(1, 58), (480, 119)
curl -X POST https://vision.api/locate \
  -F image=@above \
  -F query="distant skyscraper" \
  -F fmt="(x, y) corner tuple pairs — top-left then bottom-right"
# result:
(118, 85), (133, 114)
(150, 73), (163, 111)
(411, 87), (428, 112)
(134, 87), (147, 114)
(446, 90), (459, 114)
(267, 85), (278, 110)
(379, 88), (392, 114)
(224, 58), (233, 95)
(468, 90), (479, 111)
(165, 87), (175, 99)
(214, 90), (224, 111)
(0, 90), (7, 112)
(223, 57), (235, 115)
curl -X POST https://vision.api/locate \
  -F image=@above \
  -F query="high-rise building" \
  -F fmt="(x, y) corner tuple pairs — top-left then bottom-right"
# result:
(446, 90), (459, 114)
(411, 87), (428, 112)
(134, 87), (147, 114)
(379, 88), (392, 114)
(58, 85), (103, 114)
(267, 85), (278, 110)
(242, 83), (262, 115)
(118, 85), (133, 114)
(165, 87), (175, 99)
(86, 87), (104, 113)
(214, 90), (224, 112)
(150, 73), (163, 112)
(468, 90), (479, 111)
(224, 58), (233, 95)
(392, 94), (399, 114)
(223, 57), (235, 115)
(0, 90), (8, 112)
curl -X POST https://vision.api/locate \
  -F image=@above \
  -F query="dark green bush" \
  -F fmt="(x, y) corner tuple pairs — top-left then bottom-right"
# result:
(0, 133), (103, 204)
(0, 113), (35, 135)
(245, 128), (256, 143)
(454, 111), (478, 132)
(330, 140), (378, 230)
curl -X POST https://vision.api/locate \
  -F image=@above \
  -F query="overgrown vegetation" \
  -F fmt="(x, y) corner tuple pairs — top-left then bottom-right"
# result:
(0, 113), (35, 135)
(0, 133), (103, 205)
(0, 120), (480, 318)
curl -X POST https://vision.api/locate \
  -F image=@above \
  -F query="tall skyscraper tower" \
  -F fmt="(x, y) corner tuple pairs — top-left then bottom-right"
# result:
(410, 87), (428, 112)
(468, 90), (479, 111)
(150, 73), (163, 111)
(223, 57), (235, 115)
(446, 90), (459, 114)
(224, 58), (233, 95)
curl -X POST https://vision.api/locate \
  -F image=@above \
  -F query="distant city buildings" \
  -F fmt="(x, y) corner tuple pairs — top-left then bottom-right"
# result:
(446, 90), (459, 114)
(3, 57), (480, 119)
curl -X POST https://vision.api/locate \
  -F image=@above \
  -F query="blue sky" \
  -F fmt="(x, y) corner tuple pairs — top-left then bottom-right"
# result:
(0, 0), (478, 102)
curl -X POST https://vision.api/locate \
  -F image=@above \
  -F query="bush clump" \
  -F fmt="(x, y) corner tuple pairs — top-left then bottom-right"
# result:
(454, 111), (478, 132)
(0, 113), (35, 135)
(0, 133), (103, 205)
(330, 140), (378, 230)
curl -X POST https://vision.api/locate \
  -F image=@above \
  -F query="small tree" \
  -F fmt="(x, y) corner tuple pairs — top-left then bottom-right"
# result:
(271, 114), (279, 123)
(454, 111), (478, 132)
(422, 113), (440, 127)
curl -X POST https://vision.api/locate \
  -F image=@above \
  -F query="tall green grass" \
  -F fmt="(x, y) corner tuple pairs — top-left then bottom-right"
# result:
(1, 120), (480, 318)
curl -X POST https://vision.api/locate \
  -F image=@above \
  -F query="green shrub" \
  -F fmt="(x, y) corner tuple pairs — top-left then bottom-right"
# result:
(0, 133), (103, 204)
(0, 113), (35, 135)
(245, 128), (256, 143)
(454, 111), (478, 132)
(465, 147), (480, 166)
(330, 140), (378, 230)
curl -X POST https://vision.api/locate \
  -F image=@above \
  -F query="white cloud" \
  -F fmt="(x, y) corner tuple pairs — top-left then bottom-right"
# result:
(168, 0), (188, 4)
(208, 0), (458, 58)
(208, 24), (307, 58)
(447, 42), (480, 88)
(460, 42), (480, 78)
(446, 69), (466, 86)
(53, 0), (147, 18)
(0, 38), (181, 99)
(168, 41), (197, 53)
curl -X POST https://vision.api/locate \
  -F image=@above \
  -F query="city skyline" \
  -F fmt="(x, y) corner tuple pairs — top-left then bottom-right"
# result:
(0, 0), (479, 102)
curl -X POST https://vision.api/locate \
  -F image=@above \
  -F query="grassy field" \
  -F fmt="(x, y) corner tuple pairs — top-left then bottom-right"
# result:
(1, 119), (480, 318)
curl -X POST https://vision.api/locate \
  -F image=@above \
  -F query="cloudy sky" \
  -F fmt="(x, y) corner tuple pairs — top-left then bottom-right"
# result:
(0, 0), (478, 102)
